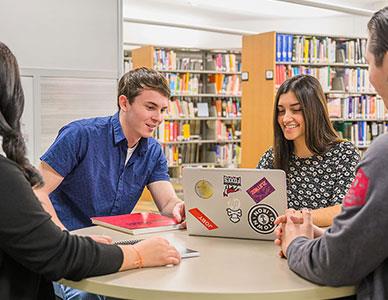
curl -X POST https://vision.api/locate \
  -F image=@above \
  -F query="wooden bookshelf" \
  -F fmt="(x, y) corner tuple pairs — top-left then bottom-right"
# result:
(241, 31), (388, 163)
(132, 46), (153, 68)
(241, 32), (276, 168)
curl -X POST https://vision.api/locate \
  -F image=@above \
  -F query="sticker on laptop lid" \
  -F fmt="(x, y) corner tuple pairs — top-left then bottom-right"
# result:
(223, 175), (241, 197)
(189, 208), (218, 230)
(246, 177), (275, 203)
(195, 180), (214, 199)
(226, 198), (242, 223)
(248, 204), (278, 234)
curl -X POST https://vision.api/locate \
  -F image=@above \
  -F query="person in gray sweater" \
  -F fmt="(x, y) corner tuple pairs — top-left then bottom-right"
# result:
(275, 6), (388, 300)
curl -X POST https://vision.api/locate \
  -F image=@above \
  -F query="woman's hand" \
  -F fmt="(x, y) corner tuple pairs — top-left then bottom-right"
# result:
(134, 237), (181, 267)
(119, 236), (181, 270)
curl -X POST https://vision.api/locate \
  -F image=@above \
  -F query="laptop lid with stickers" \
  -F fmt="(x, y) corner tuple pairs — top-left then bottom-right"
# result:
(183, 168), (287, 240)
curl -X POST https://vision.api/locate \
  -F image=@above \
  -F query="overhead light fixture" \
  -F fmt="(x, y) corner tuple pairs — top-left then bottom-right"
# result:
(271, 0), (374, 16)
(187, 0), (200, 7)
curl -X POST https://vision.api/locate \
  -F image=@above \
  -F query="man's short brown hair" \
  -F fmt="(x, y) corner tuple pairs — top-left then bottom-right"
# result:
(117, 67), (170, 109)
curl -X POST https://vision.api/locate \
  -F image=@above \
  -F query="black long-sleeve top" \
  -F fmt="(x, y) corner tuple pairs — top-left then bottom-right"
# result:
(0, 155), (123, 299)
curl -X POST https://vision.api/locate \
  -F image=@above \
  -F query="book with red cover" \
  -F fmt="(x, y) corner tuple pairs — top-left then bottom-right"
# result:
(91, 212), (183, 235)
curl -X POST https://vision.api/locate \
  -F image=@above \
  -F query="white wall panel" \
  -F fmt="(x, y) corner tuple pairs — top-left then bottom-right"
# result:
(0, 0), (120, 76)
(39, 77), (117, 157)
(20, 76), (35, 163)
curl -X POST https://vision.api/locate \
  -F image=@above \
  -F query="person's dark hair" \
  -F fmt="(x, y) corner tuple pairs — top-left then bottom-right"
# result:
(367, 6), (388, 67)
(0, 42), (43, 187)
(117, 67), (170, 109)
(273, 74), (340, 171)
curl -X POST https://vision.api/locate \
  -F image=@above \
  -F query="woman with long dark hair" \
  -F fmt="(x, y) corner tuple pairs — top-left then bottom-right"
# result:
(257, 74), (360, 226)
(0, 42), (181, 300)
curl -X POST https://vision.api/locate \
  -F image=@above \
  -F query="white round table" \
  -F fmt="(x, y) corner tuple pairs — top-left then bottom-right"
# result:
(60, 226), (355, 300)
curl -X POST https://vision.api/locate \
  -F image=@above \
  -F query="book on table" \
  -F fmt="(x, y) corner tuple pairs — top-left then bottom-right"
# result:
(91, 212), (184, 235)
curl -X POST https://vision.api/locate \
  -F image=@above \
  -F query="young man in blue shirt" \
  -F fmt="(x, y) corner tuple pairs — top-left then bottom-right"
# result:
(34, 67), (185, 299)
(35, 67), (185, 231)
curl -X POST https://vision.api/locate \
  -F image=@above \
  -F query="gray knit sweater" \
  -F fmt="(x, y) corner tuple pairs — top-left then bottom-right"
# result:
(287, 133), (388, 300)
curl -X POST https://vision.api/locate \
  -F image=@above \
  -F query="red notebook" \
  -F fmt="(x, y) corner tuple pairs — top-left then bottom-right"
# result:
(91, 212), (183, 235)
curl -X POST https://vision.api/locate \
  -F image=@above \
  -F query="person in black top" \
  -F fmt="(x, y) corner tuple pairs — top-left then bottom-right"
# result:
(0, 41), (181, 300)
(257, 75), (359, 226)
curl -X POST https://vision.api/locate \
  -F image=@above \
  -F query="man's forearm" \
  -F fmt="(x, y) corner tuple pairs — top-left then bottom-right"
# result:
(160, 197), (183, 216)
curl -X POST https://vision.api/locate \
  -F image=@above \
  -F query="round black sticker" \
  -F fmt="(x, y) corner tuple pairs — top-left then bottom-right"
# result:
(248, 204), (278, 234)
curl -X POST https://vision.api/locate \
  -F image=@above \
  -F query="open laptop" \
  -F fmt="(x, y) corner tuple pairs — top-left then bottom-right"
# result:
(182, 168), (287, 240)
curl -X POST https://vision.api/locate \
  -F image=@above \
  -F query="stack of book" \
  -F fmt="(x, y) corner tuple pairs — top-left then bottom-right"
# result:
(91, 212), (184, 235)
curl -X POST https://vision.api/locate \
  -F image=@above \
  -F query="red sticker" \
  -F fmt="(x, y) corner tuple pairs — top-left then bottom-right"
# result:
(343, 168), (369, 208)
(189, 208), (218, 230)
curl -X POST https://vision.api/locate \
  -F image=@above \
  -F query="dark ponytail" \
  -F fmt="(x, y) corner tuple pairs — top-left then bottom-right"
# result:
(0, 42), (43, 187)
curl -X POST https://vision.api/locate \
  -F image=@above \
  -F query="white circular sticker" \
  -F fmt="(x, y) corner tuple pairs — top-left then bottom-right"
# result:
(248, 204), (278, 234)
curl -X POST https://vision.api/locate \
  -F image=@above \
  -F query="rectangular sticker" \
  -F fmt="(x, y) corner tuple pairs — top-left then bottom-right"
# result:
(189, 208), (218, 230)
(246, 177), (275, 203)
(223, 175), (241, 197)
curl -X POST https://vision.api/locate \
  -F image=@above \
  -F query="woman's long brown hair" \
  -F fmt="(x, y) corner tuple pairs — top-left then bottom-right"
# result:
(273, 74), (341, 171)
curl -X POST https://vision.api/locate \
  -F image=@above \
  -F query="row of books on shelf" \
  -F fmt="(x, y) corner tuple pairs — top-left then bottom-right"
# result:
(206, 53), (241, 72)
(276, 33), (366, 64)
(154, 49), (241, 72)
(208, 74), (241, 95)
(275, 65), (375, 93)
(207, 53), (241, 73)
(163, 143), (241, 167)
(165, 73), (241, 95)
(167, 98), (241, 119)
(328, 95), (387, 120)
(166, 73), (200, 95)
(176, 57), (202, 71)
(156, 120), (240, 142)
(335, 121), (388, 148)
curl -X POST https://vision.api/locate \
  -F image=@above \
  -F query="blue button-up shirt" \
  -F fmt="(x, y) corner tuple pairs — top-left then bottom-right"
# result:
(41, 113), (169, 230)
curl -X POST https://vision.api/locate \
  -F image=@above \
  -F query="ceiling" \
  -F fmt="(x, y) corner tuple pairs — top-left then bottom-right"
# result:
(124, 0), (388, 20)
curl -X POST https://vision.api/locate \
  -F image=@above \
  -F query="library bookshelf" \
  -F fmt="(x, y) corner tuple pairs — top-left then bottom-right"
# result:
(241, 31), (388, 168)
(132, 45), (242, 200)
